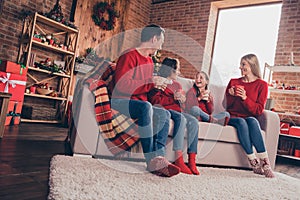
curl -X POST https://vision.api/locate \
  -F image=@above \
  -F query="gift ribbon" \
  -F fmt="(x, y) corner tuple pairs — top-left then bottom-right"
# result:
(6, 101), (21, 126)
(0, 73), (26, 93)
(6, 112), (21, 117)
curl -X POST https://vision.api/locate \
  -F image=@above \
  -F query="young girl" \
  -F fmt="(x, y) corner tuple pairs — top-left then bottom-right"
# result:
(148, 57), (200, 175)
(185, 71), (230, 125)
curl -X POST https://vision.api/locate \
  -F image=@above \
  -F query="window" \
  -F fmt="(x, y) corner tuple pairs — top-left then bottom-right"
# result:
(209, 3), (282, 86)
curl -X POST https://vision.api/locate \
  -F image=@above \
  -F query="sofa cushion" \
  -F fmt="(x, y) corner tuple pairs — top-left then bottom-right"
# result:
(176, 76), (194, 93)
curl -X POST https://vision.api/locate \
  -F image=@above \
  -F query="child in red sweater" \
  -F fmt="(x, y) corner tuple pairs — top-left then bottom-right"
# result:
(185, 71), (230, 125)
(148, 57), (200, 175)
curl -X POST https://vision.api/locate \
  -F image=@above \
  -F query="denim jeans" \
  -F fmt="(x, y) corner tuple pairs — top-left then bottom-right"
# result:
(189, 106), (230, 122)
(168, 110), (199, 153)
(110, 98), (170, 162)
(228, 117), (266, 154)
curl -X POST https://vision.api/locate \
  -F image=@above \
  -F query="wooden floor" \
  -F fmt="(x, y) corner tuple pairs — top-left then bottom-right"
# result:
(0, 123), (69, 200)
(0, 123), (299, 200)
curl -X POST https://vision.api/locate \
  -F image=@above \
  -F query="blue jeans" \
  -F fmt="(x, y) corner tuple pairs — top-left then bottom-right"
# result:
(169, 110), (199, 153)
(189, 106), (230, 122)
(228, 117), (266, 154)
(111, 98), (170, 162)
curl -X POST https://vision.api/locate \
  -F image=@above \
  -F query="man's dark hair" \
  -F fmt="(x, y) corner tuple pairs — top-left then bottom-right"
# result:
(141, 24), (165, 42)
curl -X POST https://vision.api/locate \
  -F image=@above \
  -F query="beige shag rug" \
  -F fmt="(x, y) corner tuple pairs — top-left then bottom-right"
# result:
(48, 155), (300, 200)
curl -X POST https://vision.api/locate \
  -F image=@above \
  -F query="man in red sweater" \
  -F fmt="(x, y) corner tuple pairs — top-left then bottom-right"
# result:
(111, 24), (180, 177)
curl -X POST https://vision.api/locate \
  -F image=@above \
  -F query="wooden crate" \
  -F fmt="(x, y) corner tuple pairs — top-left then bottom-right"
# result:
(21, 104), (58, 120)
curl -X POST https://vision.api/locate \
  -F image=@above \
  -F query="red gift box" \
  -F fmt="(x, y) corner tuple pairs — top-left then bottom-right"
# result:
(289, 126), (300, 137)
(294, 149), (300, 158)
(0, 60), (28, 76)
(280, 122), (290, 134)
(0, 72), (27, 101)
(5, 100), (23, 125)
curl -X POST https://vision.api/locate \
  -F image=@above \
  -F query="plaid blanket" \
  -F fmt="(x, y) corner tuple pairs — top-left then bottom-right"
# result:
(83, 61), (140, 155)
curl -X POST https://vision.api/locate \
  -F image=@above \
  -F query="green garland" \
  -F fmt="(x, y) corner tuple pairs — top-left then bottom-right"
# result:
(92, 2), (119, 31)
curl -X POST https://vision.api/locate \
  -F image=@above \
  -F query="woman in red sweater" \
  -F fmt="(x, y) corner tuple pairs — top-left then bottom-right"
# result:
(148, 57), (200, 175)
(185, 71), (230, 125)
(223, 53), (274, 178)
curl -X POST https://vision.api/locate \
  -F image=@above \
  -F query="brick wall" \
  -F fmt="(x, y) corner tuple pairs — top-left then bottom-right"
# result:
(150, 0), (212, 78)
(1, 0), (300, 123)
(0, 0), (72, 62)
(0, 0), (151, 62)
(273, 0), (300, 124)
(116, 0), (152, 58)
(150, 0), (300, 124)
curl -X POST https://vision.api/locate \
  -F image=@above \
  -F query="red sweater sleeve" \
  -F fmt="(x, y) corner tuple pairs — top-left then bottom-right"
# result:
(185, 87), (214, 114)
(242, 80), (268, 116)
(204, 97), (214, 114)
(148, 81), (182, 112)
(224, 79), (237, 110)
(113, 49), (154, 100)
(185, 88), (198, 112)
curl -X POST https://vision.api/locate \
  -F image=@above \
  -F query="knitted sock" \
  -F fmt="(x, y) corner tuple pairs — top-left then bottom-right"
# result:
(257, 152), (275, 178)
(188, 153), (200, 175)
(247, 154), (264, 175)
(258, 157), (275, 178)
(147, 156), (180, 177)
(174, 151), (192, 174)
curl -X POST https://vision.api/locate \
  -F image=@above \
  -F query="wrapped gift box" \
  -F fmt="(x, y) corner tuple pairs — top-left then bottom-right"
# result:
(0, 60), (27, 76)
(280, 122), (290, 134)
(0, 72), (27, 101)
(5, 100), (23, 125)
(289, 126), (300, 137)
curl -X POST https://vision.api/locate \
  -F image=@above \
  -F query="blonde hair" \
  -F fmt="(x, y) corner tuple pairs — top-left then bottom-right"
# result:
(240, 54), (261, 79)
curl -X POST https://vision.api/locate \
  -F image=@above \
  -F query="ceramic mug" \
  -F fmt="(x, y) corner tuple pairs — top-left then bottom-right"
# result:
(202, 90), (210, 101)
(234, 85), (244, 95)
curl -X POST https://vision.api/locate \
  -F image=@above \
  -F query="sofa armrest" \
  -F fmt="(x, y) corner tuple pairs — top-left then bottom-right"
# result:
(257, 110), (280, 169)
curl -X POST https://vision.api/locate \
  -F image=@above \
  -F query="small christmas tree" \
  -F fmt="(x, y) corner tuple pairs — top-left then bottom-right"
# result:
(47, 0), (64, 22)
(152, 50), (162, 74)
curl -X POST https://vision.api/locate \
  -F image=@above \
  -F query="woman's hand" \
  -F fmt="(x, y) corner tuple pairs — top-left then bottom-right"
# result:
(228, 87), (235, 96)
(235, 86), (247, 100)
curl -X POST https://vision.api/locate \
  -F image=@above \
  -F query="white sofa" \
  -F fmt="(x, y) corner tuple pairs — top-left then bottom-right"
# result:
(69, 76), (280, 169)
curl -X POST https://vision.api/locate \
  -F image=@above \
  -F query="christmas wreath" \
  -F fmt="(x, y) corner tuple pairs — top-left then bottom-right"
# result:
(92, 2), (119, 31)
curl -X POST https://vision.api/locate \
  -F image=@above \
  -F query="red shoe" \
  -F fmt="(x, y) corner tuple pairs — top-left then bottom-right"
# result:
(174, 151), (192, 175)
(188, 153), (200, 175)
(147, 156), (180, 177)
